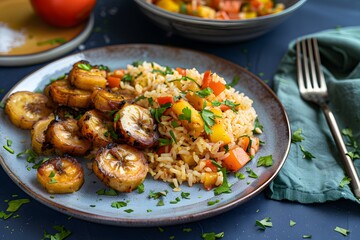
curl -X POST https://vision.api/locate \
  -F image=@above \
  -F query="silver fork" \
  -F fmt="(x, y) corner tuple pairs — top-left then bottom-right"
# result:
(296, 38), (360, 199)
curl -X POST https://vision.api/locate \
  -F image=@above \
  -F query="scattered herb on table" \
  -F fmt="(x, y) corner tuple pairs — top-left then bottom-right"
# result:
(202, 231), (224, 240)
(292, 128), (305, 143)
(0, 198), (30, 220)
(339, 176), (351, 188)
(43, 225), (71, 240)
(290, 220), (296, 227)
(256, 217), (272, 230)
(334, 226), (350, 236)
(299, 145), (315, 160)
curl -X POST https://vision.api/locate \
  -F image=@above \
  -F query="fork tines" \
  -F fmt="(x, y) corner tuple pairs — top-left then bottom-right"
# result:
(296, 38), (328, 96)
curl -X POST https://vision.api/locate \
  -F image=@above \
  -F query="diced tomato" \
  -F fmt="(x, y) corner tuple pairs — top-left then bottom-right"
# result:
(107, 76), (121, 88)
(222, 147), (251, 172)
(157, 96), (175, 105)
(201, 70), (226, 96)
(205, 159), (218, 172)
(176, 67), (186, 76)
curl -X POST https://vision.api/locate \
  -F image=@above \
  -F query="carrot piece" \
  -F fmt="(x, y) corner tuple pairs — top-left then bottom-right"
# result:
(222, 147), (250, 172)
(221, 0), (241, 14)
(239, 136), (251, 152)
(107, 76), (121, 88)
(219, 104), (231, 112)
(208, 80), (226, 96)
(157, 96), (175, 105)
(176, 67), (186, 76)
(157, 145), (171, 155)
(205, 159), (218, 172)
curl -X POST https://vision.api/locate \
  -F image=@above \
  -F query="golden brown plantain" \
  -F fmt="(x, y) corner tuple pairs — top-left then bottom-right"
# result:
(47, 79), (92, 108)
(78, 109), (114, 148)
(91, 89), (130, 113)
(46, 118), (91, 156)
(93, 143), (148, 192)
(114, 104), (159, 148)
(37, 156), (84, 194)
(31, 113), (55, 155)
(5, 91), (53, 129)
(68, 61), (107, 91)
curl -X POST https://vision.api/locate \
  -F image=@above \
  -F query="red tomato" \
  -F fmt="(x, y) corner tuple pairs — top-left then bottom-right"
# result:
(30, 0), (96, 27)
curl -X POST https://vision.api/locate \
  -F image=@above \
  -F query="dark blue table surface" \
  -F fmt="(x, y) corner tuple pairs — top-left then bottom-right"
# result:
(1, 0), (360, 239)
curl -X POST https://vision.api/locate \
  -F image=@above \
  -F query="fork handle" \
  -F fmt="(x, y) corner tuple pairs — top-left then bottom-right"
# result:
(321, 104), (360, 199)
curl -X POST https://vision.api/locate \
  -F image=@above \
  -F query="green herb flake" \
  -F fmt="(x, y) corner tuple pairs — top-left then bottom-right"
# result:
(96, 188), (118, 196)
(226, 75), (240, 89)
(179, 107), (192, 123)
(158, 227), (165, 232)
(17, 148), (38, 163)
(339, 176), (351, 188)
(334, 226), (350, 236)
(290, 220), (296, 227)
(149, 190), (168, 199)
(132, 61), (143, 67)
(292, 128), (305, 143)
(111, 201), (127, 209)
(256, 217), (272, 230)
(134, 95), (146, 103)
(169, 130), (177, 144)
(157, 200), (165, 206)
(235, 172), (245, 180)
(214, 168), (232, 195)
(195, 87), (213, 98)
(246, 167), (258, 178)
(181, 192), (190, 199)
(89, 205), (96, 208)
(43, 225), (71, 240)
(158, 138), (173, 146)
(6, 139), (12, 147)
(202, 231), (224, 240)
(171, 120), (179, 128)
(200, 107), (219, 135)
(207, 199), (220, 206)
(3, 145), (14, 154)
(37, 38), (66, 46)
(257, 155), (273, 167)
(122, 73), (133, 82)
(137, 183), (145, 193)
(77, 63), (92, 71)
(183, 228), (192, 232)
(299, 145), (315, 160)
(302, 235), (312, 239)
(148, 97), (154, 106)
(124, 209), (134, 213)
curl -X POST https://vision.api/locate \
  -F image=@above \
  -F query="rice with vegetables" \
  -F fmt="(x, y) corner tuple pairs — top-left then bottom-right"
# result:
(120, 61), (259, 190)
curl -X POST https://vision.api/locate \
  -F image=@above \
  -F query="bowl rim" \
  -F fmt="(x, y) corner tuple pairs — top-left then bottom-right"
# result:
(134, 0), (307, 26)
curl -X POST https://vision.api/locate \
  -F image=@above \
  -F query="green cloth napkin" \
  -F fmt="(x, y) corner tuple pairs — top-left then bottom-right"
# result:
(267, 27), (360, 203)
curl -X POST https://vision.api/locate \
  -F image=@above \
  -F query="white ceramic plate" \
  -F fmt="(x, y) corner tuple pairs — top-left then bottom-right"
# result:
(0, 44), (290, 226)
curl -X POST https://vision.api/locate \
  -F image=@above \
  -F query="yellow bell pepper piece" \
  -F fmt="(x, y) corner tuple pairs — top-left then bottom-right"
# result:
(207, 108), (232, 145)
(156, 0), (180, 13)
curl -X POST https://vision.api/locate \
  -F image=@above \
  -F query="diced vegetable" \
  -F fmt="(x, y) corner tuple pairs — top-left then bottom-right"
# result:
(203, 172), (218, 190)
(239, 136), (251, 152)
(201, 70), (226, 96)
(180, 154), (196, 166)
(207, 108), (232, 145)
(156, 0), (180, 12)
(186, 91), (211, 111)
(107, 76), (121, 88)
(171, 99), (204, 137)
(176, 67), (186, 76)
(222, 147), (251, 172)
(205, 159), (218, 172)
(157, 96), (175, 105)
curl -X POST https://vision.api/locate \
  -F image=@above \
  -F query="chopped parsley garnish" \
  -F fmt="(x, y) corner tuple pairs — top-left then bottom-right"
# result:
(48, 171), (57, 184)
(223, 144), (229, 153)
(223, 99), (240, 112)
(6, 139), (12, 147)
(169, 130), (177, 144)
(290, 220), (296, 227)
(256, 217), (272, 230)
(214, 168), (231, 195)
(207, 199), (220, 206)
(37, 38), (66, 46)
(235, 172), (245, 180)
(179, 107), (192, 122)
(171, 120), (179, 128)
(147, 97), (154, 106)
(149, 190), (168, 199)
(111, 201), (127, 209)
(156, 200), (165, 206)
(202, 232), (224, 240)
(292, 128), (305, 143)
(158, 138), (172, 146)
(134, 95), (146, 103)
(302, 235), (312, 239)
(246, 167), (258, 178)
(200, 107), (218, 135)
(113, 113), (120, 122)
(257, 155), (273, 167)
(124, 209), (134, 213)
(195, 87), (213, 98)
(334, 226), (350, 236)
(339, 176), (351, 188)
(150, 103), (172, 122)
(168, 76), (201, 88)
(90, 205), (96, 208)
(137, 183), (145, 193)
(77, 62), (92, 71)
(1, 198), (30, 220)
(170, 197), (181, 204)
(132, 61), (143, 67)
(43, 225), (71, 240)
(97, 65), (110, 71)
(181, 192), (190, 199)
(96, 188), (118, 196)
(342, 128), (359, 160)
(122, 73), (133, 82)
(3, 145), (14, 154)
(226, 75), (240, 88)
(299, 145), (315, 160)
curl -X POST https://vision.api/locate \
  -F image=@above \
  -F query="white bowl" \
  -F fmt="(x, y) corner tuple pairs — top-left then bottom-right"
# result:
(135, 0), (307, 43)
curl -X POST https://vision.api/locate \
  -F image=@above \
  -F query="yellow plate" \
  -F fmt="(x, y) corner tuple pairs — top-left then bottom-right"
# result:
(0, 0), (94, 66)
